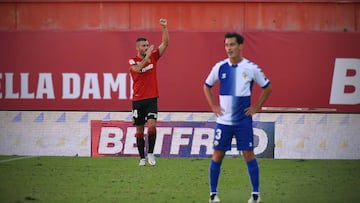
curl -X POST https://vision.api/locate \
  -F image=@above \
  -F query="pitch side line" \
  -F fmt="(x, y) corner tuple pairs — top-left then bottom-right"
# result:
(0, 156), (36, 163)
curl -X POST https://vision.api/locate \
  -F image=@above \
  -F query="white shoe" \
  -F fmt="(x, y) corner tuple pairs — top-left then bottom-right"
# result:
(147, 153), (156, 166)
(139, 158), (146, 166)
(248, 193), (261, 203)
(209, 194), (220, 202)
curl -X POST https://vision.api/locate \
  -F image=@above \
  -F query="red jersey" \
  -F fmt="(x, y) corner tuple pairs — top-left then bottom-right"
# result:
(129, 49), (161, 101)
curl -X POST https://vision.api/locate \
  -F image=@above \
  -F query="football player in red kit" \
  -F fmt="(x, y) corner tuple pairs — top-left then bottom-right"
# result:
(128, 18), (169, 166)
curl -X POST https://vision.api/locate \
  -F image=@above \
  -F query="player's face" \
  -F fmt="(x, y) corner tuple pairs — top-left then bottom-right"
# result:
(224, 37), (242, 58)
(136, 41), (149, 57)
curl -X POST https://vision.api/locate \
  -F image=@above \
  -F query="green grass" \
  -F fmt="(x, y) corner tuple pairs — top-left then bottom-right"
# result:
(0, 156), (359, 203)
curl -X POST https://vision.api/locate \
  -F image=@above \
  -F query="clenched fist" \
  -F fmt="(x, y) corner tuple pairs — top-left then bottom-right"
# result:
(160, 18), (167, 27)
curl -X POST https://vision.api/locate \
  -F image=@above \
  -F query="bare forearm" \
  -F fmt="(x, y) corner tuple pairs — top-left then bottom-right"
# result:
(203, 85), (223, 116)
(131, 57), (149, 73)
(162, 26), (169, 47)
(159, 18), (169, 56)
(254, 85), (272, 110)
(203, 85), (215, 107)
(245, 85), (272, 116)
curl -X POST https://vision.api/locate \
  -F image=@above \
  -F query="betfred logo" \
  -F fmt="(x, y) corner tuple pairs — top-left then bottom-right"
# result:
(91, 121), (275, 158)
(330, 58), (360, 105)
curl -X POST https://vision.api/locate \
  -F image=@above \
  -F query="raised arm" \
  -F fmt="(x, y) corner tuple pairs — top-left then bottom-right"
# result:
(158, 18), (169, 56)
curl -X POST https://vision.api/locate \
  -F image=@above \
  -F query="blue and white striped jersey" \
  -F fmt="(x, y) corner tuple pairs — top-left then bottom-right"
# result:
(205, 58), (270, 125)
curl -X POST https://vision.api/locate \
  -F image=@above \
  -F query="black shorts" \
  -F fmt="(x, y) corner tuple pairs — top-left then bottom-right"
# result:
(132, 97), (158, 126)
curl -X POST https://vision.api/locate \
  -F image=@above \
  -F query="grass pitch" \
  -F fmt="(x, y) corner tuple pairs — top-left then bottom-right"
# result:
(0, 156), (359, 203)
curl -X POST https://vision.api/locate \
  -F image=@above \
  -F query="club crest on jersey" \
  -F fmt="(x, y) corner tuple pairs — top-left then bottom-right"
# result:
(129, 59), (136, 65)
(243, 72), (248, 79)
(221, 73), (227, 79)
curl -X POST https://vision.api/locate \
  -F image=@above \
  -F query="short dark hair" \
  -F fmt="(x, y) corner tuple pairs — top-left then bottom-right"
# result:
(224, 32), (244, 44)
(136, 37), (147, 43)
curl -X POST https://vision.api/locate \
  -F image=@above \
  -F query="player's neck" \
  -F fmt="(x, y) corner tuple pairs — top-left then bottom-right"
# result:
(229, 56), (243, 65)
(137, 53), (146, 59)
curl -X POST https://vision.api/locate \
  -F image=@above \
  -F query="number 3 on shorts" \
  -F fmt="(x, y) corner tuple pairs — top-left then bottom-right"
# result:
(215, 128), (222, 140)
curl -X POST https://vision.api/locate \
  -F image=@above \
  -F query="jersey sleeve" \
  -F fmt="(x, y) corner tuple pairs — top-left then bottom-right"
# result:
(205, 62), (221, 87)
(253, 65), (270, 88)
(128, 58), (137, 73)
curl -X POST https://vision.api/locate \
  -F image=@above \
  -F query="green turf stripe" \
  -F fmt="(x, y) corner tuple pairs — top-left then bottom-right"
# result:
(0, 156), (36, 163)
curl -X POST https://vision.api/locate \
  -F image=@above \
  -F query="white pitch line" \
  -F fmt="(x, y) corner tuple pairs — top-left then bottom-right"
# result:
(0, 156), (36, 163)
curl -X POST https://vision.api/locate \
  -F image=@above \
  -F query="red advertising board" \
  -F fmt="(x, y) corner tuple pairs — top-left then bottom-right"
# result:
(0, 31), (359, 112)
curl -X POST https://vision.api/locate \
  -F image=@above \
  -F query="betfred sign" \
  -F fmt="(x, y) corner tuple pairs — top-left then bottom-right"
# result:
(91, 121), (275, 158)
(330, 58), (360, 105)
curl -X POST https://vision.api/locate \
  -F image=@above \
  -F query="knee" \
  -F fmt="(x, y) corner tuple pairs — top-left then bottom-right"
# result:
(135, 133), (144, 138)
(242, 150), (255, 161)
(212, 150), (225, 162)
(148, 126), (156, 136)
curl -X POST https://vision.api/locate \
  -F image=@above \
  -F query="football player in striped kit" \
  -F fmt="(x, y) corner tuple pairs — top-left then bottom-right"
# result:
(204, 32), (272, 203)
